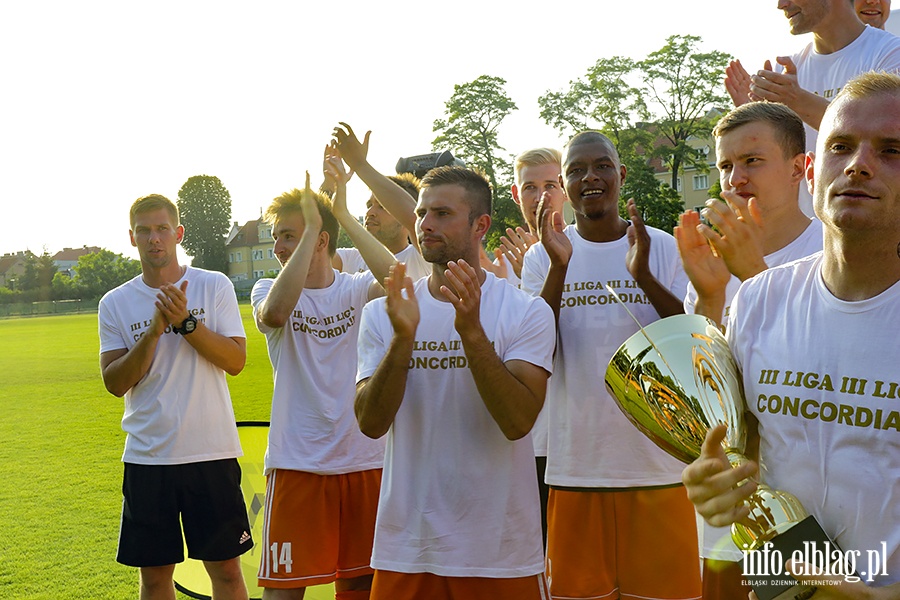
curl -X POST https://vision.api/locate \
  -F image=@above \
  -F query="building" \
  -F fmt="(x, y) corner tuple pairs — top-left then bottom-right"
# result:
(52, 246), (102, 277)
(225, 219), (280, 285)
(651, 133), (719, 212)
(0, 252), (29, 289)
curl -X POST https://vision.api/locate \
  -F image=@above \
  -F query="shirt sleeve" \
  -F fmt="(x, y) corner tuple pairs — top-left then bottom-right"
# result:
(214, 272), (246, 339)
(250, 278), (276, 334)
(356, 299), (389, 383)
(98, 294), (127, 353)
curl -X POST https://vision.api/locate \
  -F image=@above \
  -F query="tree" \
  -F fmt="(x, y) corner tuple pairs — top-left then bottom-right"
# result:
(177, 175), (232, 273)
(432, 75), (520, 248)
(19, 250), (57, 293)
(54, 249), (141, 300)
(640, 35), (731, 191)
(537, 35), (732, 232)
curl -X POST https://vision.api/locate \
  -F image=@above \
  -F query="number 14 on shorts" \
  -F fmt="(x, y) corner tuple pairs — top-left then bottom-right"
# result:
(269, 542), (293, 573)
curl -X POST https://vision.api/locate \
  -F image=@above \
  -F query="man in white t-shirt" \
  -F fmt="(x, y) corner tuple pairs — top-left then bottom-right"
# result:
(99, 194), (251, 600)
(252, 159), (396, 600)
(355, 166), (556, 600)
(725, 0), (900, 216)
(333, 123), (431, 283)
(333, 172), (431, 283)
(521, 131), (700, 600)
(674, 102), (823, 599)
(683, 71), (900, 597)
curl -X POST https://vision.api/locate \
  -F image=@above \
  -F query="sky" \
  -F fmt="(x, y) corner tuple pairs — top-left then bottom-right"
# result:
(0, 1), (807, 262)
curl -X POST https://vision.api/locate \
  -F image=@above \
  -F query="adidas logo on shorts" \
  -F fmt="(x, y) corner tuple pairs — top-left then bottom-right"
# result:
(239, 531), (251, 545)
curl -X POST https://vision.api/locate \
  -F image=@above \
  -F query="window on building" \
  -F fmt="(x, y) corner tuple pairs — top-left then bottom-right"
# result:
(252, 249), (264, 260)
(253, 270), (265, 279)
(674, 177), (682, 192)
(228, 253), (234, 263)
(261, 227), (272, 240)
(236, 252), (242, 262)
(268, 248), (274, 259)
(693, 174), (709, 190)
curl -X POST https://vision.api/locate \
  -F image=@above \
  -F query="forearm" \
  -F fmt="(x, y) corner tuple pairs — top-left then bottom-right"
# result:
(460, 326), (545, 441)
(256, 236), (316, 328)
(355, 334), (414, 438)
(183, 326), (246, 376)
(539, 263), (568, 324)
(788, 90), (828, 131)
(101, 334), (162, 397)
(334, 207), (396, 284)
(693, 292), (727, 329)
(636, 272), (685, 318)
(353, 161), (418, 235)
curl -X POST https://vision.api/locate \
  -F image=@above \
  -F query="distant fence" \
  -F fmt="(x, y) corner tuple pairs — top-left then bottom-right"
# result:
(0, 299), (100, 318)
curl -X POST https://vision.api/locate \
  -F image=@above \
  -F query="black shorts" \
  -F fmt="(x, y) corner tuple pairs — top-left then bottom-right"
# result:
(117, 458), (253, 567)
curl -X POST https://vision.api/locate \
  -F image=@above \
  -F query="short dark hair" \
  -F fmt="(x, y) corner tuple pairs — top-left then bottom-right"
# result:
(262, 189), (340, 256)
(713, 102), (805, 159)
(420, 166), (492, 223)
(563, 130), (621, 166)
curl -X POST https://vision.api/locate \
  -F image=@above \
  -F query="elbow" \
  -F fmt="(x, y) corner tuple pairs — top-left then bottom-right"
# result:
(103, 378), (128, 398)
(259, 311), (288, 329)
(225, 359), (245, 377)
(355, 410), (389, 440)
(502, 424), (531, 442)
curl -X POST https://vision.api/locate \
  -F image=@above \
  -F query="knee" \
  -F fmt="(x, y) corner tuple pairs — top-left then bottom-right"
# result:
(205, 557), (246, 587)
(139, 565), (176, 594)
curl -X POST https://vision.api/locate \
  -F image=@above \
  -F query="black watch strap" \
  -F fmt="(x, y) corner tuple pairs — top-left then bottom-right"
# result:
(174, 314), (197, 335)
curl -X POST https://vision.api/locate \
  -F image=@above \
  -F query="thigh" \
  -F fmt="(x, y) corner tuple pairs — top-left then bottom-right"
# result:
(371, 571), (549, 600)
(258, 469), (341, 589)
(180, 458), (253, 562)
(117, 463), (184, 568)
(336, 469), (381, 580)
(616, 486), (702, 600)
(546, 488), (617, 599)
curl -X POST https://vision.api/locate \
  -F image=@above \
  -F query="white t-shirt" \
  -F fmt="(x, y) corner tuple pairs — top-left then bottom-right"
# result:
(516, 241), (547, 457)
(522, 225), (689, 487)
(684, 219), (823, 328)
(98, 267), (244, 465)
(251, 271), (384, 475)
(727, 255), (900, 586)
(356, 272), (555, 578)
(336, 244), (431, 282)
(685, 219), (823, 561)
(790, 26), (900, 216)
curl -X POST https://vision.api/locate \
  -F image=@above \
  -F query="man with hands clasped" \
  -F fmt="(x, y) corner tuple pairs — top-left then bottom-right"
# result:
(99, 194), (251, 600)
(355, 166), (556, 600)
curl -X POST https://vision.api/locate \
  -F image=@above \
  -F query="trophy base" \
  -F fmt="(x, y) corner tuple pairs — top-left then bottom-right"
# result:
(741, 515), (849, 600)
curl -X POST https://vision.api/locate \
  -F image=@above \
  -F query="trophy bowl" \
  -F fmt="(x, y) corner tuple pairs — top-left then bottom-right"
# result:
(604, 314), (807, 551)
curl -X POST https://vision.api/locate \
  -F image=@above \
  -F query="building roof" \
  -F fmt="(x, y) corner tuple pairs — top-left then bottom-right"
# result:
(52, 246), (102, 262)
(226, 219), (261, 249)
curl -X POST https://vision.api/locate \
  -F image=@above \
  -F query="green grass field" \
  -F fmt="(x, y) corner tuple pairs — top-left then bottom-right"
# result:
(0, 305), (332, 599)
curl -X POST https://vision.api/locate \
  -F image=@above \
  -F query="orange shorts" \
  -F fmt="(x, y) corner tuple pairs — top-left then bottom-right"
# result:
(546, 485), (701, 600)
(257, 468), (381, 589)
(702, 558), (751, 600)
(370, 570), (550, 600)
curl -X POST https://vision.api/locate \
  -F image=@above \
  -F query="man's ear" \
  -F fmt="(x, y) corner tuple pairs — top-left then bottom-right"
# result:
(805, 152), (815, 197)
(176, 225), (185, 244)
(129, 230), (137, 247)
(473, 213), (492, 240)
(511, 183), (521, 206)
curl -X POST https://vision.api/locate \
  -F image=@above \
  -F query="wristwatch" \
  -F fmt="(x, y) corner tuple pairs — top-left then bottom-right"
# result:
(173, 314), (198, 335)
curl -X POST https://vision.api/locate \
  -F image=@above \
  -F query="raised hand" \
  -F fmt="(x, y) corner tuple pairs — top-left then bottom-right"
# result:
(674, 209), (731, 299)
(538, 195), (572, 268)
(478, 245), (508, 279)
(749, 58), (801, 106)
(499, 227), (537, 279)
(385, 262), (419, 340)
(625, 198), (652, 281)
(439, 259), (483, 337)
(724, 59), (752, 106)
(682, 424), (758, 528)
(701, 191), (767, 281)
(323, 143), (352, 217)
(332, 122), (371, 172)
(300, 171), (323, 234)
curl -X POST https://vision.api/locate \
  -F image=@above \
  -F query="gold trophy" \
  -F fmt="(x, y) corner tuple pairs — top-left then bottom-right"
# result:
(605, 313), (835, 600)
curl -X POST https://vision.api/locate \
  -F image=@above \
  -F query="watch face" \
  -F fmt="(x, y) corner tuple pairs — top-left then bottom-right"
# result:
(183, 318), (196, 333)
